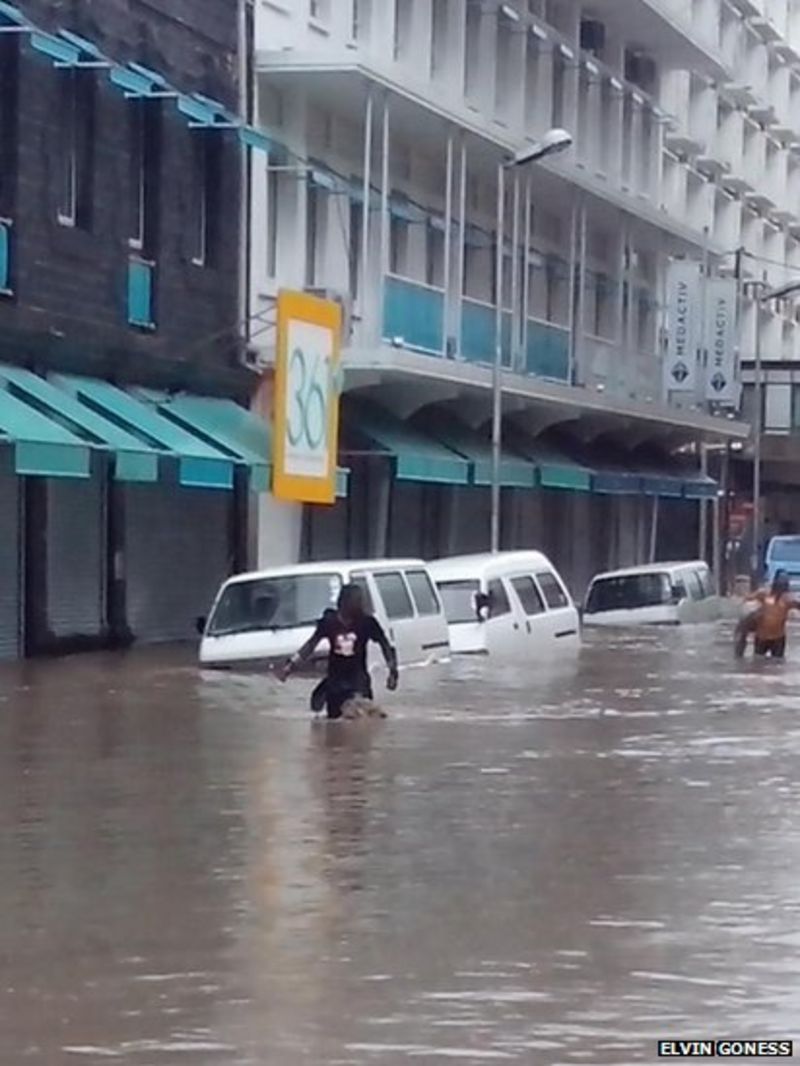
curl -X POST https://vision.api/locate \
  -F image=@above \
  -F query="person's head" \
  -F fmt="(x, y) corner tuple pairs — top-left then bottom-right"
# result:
(772, 570), (790, 596)
(338, 583), (365, 619)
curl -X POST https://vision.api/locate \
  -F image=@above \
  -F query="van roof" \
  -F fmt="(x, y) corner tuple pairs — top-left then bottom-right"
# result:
(428, 550), (555, 581)
(221, 559), (428, 587)
(589, 560), (708, 583)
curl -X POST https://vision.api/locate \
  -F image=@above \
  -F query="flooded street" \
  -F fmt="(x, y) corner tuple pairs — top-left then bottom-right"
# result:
(1, 627), (799, 1065)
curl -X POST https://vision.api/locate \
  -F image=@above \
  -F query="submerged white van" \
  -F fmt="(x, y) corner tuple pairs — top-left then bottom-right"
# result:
(582, 560), (720, 627)
(198, 559), (450, 670)
(428, 551), (580, 657)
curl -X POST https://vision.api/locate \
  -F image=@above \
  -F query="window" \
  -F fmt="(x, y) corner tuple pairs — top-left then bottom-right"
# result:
(191, 133), (222, 267)
(487, 579), (511, 617)
(208, 573), (341, 636)
(431, 0), (449, 78)
(425, 223), (444, 287)
(465, 0), (481, 97)
(352, 0), (372, 40)
(536, 571), (569, 609)
(348, 200), (362, 298)
(0, 36), (19, 216)
(266, 161), (279, 278)
(374, 572), (414, 620)
(437, 580), (478, 624)
(57, 69), (96, 229)
(697, 568), (714, 599)
(390, 216), (409, 275)
(406, 570), (440, 616)
(394, 0), (413, 60)
(310, 0), (330, 21)
(349, 572), (375, 613)
(510, 576), (546, 616)
(306, 184), (319, 287)
(552, 50), (566, 127)
(129, 99), (161, 253)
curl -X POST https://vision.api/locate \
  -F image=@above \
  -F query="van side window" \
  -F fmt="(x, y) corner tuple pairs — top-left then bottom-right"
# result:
(697, 568), (713, 599)
(685, 570), (704, 602)
(536, 571), (569, 609)
(510, 576), (545, 616)
(349, 572), (374, 613)
(374, 572), (414, 620)
(488, 579), (511, 617)
(406, 570), (440, 616)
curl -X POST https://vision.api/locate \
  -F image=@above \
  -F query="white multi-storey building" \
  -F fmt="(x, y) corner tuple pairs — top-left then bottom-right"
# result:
(247, 0), (800, 588)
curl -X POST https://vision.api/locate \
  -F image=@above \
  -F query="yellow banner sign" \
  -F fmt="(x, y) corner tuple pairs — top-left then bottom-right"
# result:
(273, 290), (342, 505)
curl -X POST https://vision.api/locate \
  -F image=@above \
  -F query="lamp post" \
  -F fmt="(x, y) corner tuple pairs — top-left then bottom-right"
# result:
(490, 128), (573, 553)
(744, 274), (800, 587)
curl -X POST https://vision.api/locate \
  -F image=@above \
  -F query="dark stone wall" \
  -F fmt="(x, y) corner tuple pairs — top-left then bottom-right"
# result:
(0, 0), (250, 399)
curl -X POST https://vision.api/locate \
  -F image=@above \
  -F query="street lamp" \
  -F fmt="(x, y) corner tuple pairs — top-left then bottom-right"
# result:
(747, 273), (800, 586)
(490, 128), (574, 553)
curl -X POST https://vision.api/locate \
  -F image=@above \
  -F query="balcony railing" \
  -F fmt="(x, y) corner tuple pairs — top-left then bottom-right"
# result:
(382, 274), (444, 355)
(525, 319), (570, 382)
(460, 298), (512, 367)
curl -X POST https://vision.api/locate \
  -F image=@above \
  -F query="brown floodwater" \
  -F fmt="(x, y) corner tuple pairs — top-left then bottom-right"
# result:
(0, 625), (798, 1065)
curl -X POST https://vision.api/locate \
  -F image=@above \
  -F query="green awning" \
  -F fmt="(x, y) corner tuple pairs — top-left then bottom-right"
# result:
(349, 405), (470, 485)
(53, 375), (235, 490)
(0, 367), (159, 482)
(424, 414), (536, 488)
(509, 431), (592, 492)
(0, 383), (91, 479)
(137, 388), (350, 498)
(136, 389), (270, 492)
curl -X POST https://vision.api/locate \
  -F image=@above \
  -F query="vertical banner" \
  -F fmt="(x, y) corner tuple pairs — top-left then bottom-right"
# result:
(704, 277), (739, 407)
(663, 259), (701, 395)
(273, 290), (343, 505)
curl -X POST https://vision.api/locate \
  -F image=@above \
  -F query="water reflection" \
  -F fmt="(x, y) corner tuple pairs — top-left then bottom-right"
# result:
(0, 627), (799, 1062)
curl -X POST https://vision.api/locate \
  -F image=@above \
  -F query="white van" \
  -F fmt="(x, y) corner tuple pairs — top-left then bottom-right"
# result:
(582, 560), (720, 627)
(198, 559), (450, 670)
(428, 551), (580, 657)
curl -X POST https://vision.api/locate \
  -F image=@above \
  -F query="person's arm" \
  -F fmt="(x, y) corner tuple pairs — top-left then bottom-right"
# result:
(277, 616), (327, 681)
(369, 617), (399, 690)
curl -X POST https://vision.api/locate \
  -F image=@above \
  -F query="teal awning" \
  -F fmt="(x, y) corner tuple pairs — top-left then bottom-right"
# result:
(136, 389), (270, 492)
(0, 367), (159, 482)
(640, 473), (685, 499)
(683, 474), (718, 500)
(424, 415), (536, 489)
(53, 375), (234, 490)
(138, 387), (350, 498)
(508, 431), (592, 492)
(592, 470), (642, 495)
(0, 384), (91, 479)
(349, 406), (470, 485)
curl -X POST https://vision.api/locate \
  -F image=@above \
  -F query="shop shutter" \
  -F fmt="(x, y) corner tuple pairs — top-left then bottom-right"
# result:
(124, 483), (231, 644)
(45, 476), (105, 640)
(0, 461), (21, 660)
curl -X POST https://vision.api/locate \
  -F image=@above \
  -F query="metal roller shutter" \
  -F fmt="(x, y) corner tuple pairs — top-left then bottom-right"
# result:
(0, 460), (21, 660)
(304, 500), (348, 562)
(124, 483), (231, 644)
(45, 477), (105, 641)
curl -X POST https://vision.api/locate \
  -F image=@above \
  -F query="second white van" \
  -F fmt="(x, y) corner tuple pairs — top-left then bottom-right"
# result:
(428, 551), (580, 658)
(198, 559), (450, 670)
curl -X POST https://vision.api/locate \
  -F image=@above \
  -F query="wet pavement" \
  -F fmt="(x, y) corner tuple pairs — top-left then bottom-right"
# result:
(0, 624), (799, 1064)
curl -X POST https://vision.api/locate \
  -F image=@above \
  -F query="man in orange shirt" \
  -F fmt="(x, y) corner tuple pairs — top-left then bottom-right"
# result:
(746, 571), (800, 659)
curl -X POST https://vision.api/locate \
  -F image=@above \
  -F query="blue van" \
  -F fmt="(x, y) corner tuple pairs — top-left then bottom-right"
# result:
(764, 536), (800, 590)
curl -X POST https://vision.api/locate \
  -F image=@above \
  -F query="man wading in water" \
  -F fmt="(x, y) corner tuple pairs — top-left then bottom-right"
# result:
(278, 584), (399, 718)
(736, 570), (800, 659)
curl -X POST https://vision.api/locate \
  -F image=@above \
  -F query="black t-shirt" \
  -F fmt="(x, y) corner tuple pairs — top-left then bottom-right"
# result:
(313, 609), (389, 689)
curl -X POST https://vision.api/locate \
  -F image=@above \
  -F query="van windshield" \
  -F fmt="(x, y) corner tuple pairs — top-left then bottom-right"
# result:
(208, 573), (342, 636)
(585, 573), (671, 614)
(769, 538), (800, 564)
(437, 580), (479, 625)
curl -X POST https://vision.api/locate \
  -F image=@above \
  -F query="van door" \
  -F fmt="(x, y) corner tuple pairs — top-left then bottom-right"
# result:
(484, 576), (525, 656)
(507, 574), (550, 654)
(404, 568), (450, 661)
(534, 568), (580, 646)
(371, 570), (420, 665)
